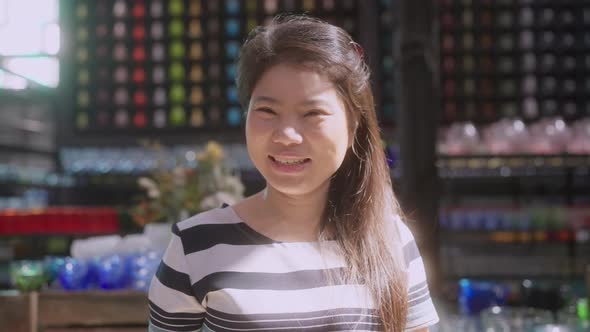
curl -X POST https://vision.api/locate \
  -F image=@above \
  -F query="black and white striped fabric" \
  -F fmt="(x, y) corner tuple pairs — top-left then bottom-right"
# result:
(148, 207), (439, 332)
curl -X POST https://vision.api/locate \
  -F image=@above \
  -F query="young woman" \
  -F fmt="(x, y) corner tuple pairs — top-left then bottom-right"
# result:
(148, 16), (439, 332)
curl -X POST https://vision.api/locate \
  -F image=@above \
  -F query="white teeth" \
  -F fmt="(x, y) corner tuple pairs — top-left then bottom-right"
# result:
(273, 157), (307, 165)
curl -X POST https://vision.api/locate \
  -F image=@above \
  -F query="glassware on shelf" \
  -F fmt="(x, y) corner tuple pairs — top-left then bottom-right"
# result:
(480, 306), (553, 332)
(458, 279), (509, 316)
(96, 254), (129, 290)
(527, 117), (572, 155)
(577, 298), (589, 331)
(10, 260), (45, 292)
(43, 256), (66, 287)
(441, 122), (480, 155)
(532, 325), (572, 332)
(482, 118), (529, 155)
(129, 250), (162, 292)
(568, 118), (590, 155)
(438, 116), (590, 156)
(58, 257), (92, 290)
(445, 314), (480, 332)
(480, 307), (512, 332)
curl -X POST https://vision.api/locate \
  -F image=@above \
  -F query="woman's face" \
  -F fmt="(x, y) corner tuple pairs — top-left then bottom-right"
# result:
(245, 64), (352, 197)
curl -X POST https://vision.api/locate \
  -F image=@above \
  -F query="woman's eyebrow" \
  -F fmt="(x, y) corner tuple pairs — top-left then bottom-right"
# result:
(251, 96), (332, 108)
(299, 98), (331, 108)
(251, 95), (280, 105)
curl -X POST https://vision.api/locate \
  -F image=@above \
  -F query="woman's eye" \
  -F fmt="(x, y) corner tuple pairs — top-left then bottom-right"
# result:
(304, 110), (321, 117)
(255, 107), (275, 115)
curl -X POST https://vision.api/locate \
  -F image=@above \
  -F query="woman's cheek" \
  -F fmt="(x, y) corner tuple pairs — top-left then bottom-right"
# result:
(247, 116), (273, 134)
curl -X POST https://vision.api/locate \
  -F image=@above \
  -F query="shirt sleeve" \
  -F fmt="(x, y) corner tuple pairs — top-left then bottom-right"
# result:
(148, 223), (206, 332)
(396, 217), (440, 331)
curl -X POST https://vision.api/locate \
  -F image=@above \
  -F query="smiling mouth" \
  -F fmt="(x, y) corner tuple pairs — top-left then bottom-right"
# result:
(268, 155), (311, 165)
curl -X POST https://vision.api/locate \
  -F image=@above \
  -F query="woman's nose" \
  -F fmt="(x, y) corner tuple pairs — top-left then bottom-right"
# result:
(272, 124), (303, 146)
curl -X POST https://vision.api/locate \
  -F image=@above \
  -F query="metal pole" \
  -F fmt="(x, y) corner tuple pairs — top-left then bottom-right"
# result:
(396, 0), (441, 293)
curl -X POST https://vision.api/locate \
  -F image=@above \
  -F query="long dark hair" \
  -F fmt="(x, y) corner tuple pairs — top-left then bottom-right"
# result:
(236, 15), (408, 331)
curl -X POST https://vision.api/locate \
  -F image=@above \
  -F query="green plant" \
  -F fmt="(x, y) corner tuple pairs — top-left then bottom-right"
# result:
(130, 141), (244, 226)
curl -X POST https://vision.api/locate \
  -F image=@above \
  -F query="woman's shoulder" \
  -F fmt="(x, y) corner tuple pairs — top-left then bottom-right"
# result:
(388, 214), (426, 277)
(387, 214), (416, 246)
(175, 205), (242, 233)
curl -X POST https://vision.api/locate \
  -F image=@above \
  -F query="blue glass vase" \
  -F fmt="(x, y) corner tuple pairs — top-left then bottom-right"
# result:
(129, 251), (161, 292)
(43, 256), (66, 287)
(58, 257), (92, 291)
(96, 254), (130, 290)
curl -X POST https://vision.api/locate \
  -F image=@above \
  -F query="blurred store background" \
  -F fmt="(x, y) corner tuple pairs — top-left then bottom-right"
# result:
(0, 0), (589, 331)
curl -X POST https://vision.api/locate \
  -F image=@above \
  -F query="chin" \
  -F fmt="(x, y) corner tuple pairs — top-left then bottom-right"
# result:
(266, 177), (318, 196)
(264, 175), (331, 197)
(265, 179), (309, 196)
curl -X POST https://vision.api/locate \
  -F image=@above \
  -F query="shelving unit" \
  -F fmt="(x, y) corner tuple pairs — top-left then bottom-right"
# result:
(438, 0), (590, 124)
(432, 0), (590, 293)
(65, 0), (360, 136)
(438, 154), (590, 283)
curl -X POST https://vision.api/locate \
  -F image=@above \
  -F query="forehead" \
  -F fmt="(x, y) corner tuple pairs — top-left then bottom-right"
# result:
(251, 64), (339, 103)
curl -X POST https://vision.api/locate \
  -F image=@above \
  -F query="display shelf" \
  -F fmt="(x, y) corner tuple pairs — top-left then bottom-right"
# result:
(438, 0), (590, 124)
(440, 242), (588, 279)
(67, 0), (361, 135)
(437, 154), (590, 179)
(0, 144), (55, 156)
(438, 168), (590, 283)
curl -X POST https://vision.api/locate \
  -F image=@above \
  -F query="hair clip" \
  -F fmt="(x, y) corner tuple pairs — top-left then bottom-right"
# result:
(350, 41), (364, 60)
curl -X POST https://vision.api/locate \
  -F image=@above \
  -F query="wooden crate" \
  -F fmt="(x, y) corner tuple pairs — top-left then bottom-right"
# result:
(0, 290), (148, 332)
(0, 290), (31, 332)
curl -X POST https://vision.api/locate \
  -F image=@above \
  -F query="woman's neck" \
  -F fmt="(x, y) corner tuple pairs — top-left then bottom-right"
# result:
(237, 183), (330, 242)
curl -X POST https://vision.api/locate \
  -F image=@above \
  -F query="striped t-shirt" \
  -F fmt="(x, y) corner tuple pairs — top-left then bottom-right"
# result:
(148, 206), (439, 331)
